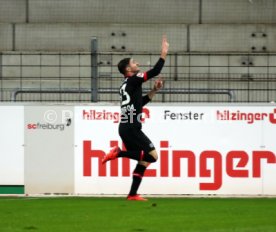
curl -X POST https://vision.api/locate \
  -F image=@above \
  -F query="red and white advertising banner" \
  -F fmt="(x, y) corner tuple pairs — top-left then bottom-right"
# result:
(74, 105), (276, 195)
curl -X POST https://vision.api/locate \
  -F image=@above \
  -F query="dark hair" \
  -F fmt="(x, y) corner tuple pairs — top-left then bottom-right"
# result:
(117, 58), (131, 75)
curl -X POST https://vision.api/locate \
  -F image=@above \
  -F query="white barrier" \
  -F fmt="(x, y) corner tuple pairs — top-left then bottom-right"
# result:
(1, 104), (276, 195)
(24, 106), (74, 194)
(0, 106), (24, 185)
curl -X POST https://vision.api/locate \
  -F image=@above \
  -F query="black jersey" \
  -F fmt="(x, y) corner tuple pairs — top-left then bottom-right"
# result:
(119, 58), (165, 128)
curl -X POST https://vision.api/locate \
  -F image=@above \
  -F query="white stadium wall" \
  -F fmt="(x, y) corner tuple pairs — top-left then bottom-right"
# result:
(2, 0), (276, 52)
(15, 23), (187, 52)
(3, 0), (276, 24)
(0, 0), (26, 23)
(1, 103), (276, 195)
(28, 0), (198, 24)
(11, 23), (276, 52)
(0, 106), (24, 184)
(0, 24), (13, 51)
(202, 0), (276, 24)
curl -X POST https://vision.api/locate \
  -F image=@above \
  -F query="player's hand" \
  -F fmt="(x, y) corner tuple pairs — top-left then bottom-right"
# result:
(161, 35), (169, 59)
(153, 77), (164, 91)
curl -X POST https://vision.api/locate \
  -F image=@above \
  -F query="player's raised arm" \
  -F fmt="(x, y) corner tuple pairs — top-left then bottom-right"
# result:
(161, 35), (169, 60)
(144, 36), (169, 81)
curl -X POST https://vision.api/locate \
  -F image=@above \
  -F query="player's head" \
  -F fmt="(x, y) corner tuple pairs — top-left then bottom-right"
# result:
(118, 58), (140, 76)
(118, 58), (131, 75)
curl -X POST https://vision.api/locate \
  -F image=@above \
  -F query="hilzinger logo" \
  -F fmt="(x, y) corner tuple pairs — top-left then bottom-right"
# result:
(83, 140), (276, 191)
(83, 109), (120, 123)
(82, 108), (150, 123)
(217, 108), (276, 124)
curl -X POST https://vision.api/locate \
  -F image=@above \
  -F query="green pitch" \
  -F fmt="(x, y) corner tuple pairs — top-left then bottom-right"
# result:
(0, 197), (276, 232)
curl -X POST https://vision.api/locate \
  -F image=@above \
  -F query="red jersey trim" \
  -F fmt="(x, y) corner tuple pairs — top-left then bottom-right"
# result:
(143, 72), (148, 81)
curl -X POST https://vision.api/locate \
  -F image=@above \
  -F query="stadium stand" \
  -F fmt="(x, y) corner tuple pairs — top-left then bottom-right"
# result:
(1, 0), (276, 102)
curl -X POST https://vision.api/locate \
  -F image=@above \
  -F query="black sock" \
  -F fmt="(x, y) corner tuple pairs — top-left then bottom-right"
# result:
(129, 164), (147, 196)
(118, 151), (156, 163)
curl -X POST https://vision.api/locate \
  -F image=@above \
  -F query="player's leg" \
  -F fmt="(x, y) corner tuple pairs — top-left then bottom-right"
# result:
(118, 149), (157, 162)
(102, 126), (157, 164)
(148, 149), (158, 161)
(118, 126), (157, 162)
(125, 131), (157, 201)
(127, 160), (148, 201)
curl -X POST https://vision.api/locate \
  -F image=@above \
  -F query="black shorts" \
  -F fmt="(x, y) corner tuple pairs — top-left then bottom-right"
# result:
(119, 124), (155, 153)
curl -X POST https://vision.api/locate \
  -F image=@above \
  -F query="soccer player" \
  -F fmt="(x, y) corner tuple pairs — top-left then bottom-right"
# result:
(102, 36), (169, 201)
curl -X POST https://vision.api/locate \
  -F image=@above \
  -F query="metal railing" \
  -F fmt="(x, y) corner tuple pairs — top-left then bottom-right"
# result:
(1, 48), (276, 102)
(11, 88), (236, 102)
